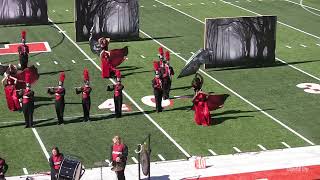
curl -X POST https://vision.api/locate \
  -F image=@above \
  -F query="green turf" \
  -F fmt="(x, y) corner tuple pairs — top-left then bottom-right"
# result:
(0, 0), (319, 176)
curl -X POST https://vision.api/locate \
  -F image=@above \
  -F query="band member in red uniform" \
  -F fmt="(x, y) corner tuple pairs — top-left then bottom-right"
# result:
(192, 90), (211, 126)
(17, 31), (29, 70)
(49, 147), (64, 180)
(107, 71), (124, 118)
(48, 72), (66, 125)
(152, 71), (163, 112)
(0, 158), (8, 180)
(161, 51), (174, 99)
(109, 136), (128, 180)
(76, 69), (92, 122)
(19, 71), (34, 128)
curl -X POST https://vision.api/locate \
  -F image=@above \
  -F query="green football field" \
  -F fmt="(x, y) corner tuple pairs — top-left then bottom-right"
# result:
(0, 0), (319, 176)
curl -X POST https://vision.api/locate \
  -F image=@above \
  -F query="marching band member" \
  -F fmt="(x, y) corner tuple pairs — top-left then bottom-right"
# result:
(107, 70), (124, 118)
(98, 37), (110, 51)
(76, 69), (92, 122)
(49, 147), (64, 180)
(19, 70), (34, 128)
(161, 51), (174, 99)
(48, 72), (66, 125)
(17, 31), (29, 70)
(109, 136), (128, 180)
(152, 71), (163, 112)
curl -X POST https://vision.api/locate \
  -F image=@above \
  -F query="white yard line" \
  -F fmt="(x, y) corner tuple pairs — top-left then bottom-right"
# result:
(48, 18), (191, 158)
(140, 55), (146, 58)
(208, 149), (218, 156)
(131, 157), (138, 163)
(155, 0), (320, 82)
(32, 128), (50, 160)
(22, 168), (28, 175)
(300, 44), (307, 47)
(233, 147), (242, 153)
(258, 144), (267, 151)
(158, 154), (166, 161)
(316, 43), (320, 47)
(140, 30), (315, 146)
(285, 45), (292, 49)
(281, 142), (291, 148)
(276, 57), (320, 81)
(285, 0), (320, 12)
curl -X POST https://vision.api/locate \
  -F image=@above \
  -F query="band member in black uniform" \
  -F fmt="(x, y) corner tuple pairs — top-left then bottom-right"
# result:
(161, 51), (174, 100)
(76, 69), (92, 122)
(48, 72), (66, 125)
(107, 71), (124, 118)
(19, 71), (34, 128)
(152, 71), (163, 112)
(17, 31), (29, 70)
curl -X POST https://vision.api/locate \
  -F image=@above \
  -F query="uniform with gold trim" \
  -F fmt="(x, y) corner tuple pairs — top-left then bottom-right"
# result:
(76, 69), (92, 122)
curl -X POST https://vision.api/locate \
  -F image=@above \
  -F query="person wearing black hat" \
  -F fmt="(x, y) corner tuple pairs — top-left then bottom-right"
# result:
(0, 158), (8, 180)
(152, 71), (163, 112)
(18, 70), (34, 128)
(17, 31), (29, 70)
(48, 72), (66, 125)
(107, 71), (124, 118)
(76, 69), (92, 122)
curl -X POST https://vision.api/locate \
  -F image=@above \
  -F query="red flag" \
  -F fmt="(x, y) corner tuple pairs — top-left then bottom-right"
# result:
(207, 94), (229, 111)
(109, 46), (128, 67)
(15, 66), (39, 89)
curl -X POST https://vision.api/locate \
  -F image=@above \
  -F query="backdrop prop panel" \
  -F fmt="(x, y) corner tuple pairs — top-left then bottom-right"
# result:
(204, 16), (277, 68)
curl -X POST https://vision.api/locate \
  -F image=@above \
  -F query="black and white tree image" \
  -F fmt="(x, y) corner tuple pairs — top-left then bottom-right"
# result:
(205, 16), (276, 67)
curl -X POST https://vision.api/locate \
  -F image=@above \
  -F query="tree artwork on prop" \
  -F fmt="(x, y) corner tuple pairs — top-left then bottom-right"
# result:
(205, 16), (276, 67)
(0, 0), (48, 24)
